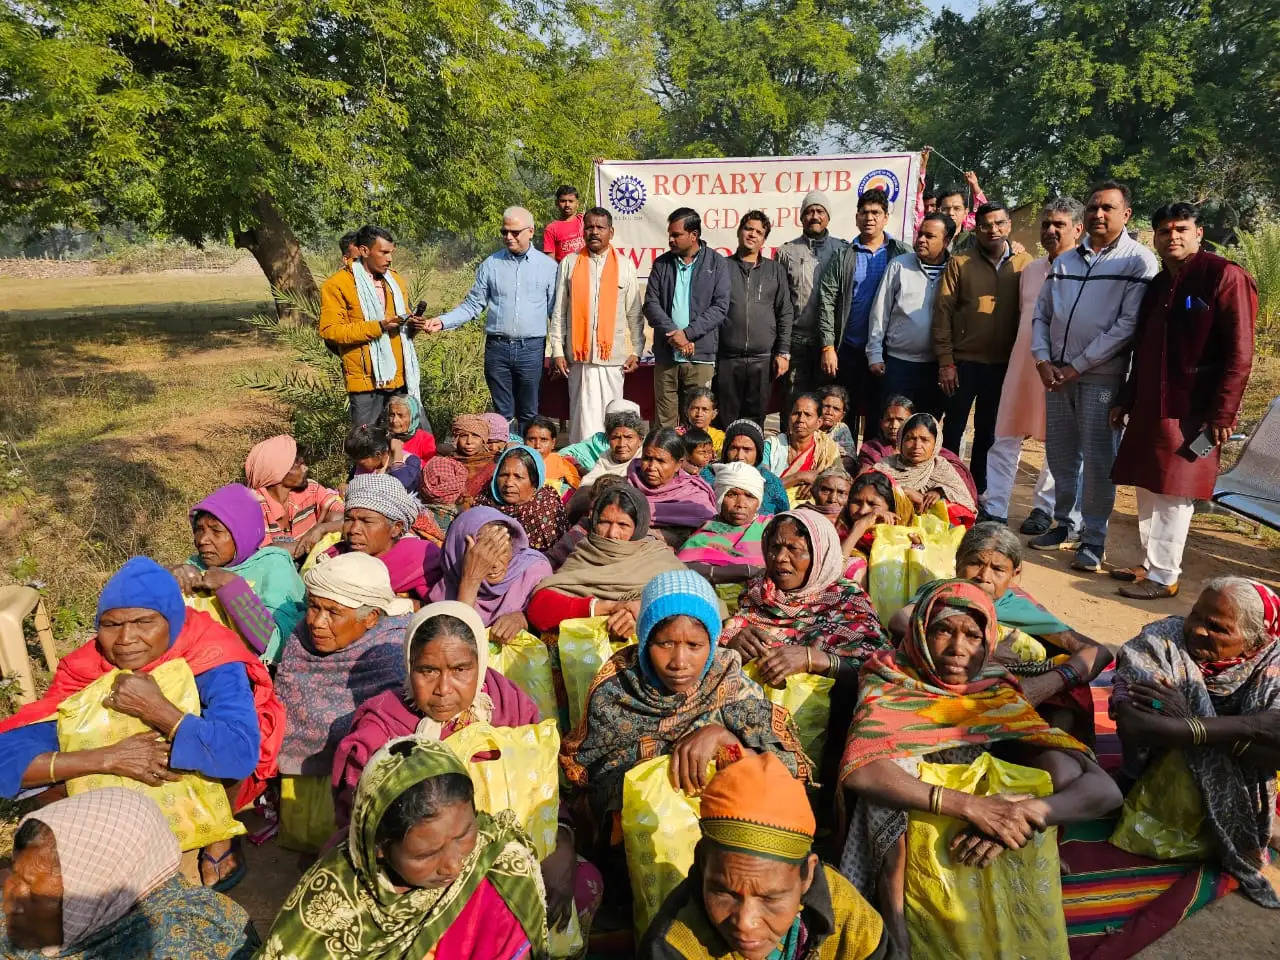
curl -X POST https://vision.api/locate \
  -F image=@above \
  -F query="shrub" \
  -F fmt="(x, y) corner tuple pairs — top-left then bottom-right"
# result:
(1224, 221), (1280, 355)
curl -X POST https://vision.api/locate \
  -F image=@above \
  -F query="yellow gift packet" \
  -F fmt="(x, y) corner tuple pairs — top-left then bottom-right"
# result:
(622, 755), (706, 937)
(743, 662), (833, 764)
(443, 720), (562, 860)
(868, 507), (965, 623)
(558, 617), (635, 731)
(56, 659), (244, 851)
(906, 753), (1068, 960)
(1110, 749), (1213, 861)
(278, 773), (337, 853)
(489, 630), (559, 722)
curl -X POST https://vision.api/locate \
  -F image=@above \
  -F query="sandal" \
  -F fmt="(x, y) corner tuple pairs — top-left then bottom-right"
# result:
(199, 837), (246, 893)
(1109, 565), (1147, 583)
(1118, 579), (1179, 600)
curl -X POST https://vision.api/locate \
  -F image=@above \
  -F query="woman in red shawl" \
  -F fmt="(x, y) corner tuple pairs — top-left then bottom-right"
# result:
(448, 414), (497, 507)
(332, 601), (603, 947)
(0, 557), (284, 892)
(839, 579), (1121, 954)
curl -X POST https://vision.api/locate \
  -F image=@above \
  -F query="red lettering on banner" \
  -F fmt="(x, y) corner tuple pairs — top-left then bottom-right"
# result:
(833, 169), (851, 193)
(653, 174), (669, 196)
(775, 172), (791, 192)
(775, 206), (797, 229)
(749, 172), (766, 193)
(702, 208), (741, 230)
(671, 174), (687, 194)
(729, 173), (746, 194)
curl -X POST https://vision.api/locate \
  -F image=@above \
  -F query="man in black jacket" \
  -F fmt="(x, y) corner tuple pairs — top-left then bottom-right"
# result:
(644, 207), (732, 428)
(718, 210), (793, 427)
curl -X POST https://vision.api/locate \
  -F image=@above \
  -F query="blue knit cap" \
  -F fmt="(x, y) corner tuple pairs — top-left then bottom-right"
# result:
(637, 569), (723, 687)
(95, 556), (187, 647)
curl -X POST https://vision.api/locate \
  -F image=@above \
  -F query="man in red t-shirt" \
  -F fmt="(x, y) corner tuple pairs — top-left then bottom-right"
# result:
(542, 184), (585, 261)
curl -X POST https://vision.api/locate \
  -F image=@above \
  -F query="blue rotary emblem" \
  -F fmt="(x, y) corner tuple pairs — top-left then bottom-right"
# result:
(858, 169), (901, 202)
(609, 175), (647, 214)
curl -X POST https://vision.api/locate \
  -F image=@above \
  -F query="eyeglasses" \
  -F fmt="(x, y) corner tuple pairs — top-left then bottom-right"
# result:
(500, 227), (530, 236)
(977, 220), (1011, 231)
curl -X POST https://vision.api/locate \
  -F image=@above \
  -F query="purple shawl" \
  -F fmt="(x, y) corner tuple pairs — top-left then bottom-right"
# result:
(274, 612), (410, 776)
(427, 506), (552, 625)
(626, 461), (717, 529)
(191, 483), (267, 565)
(330, 669), (541, 827)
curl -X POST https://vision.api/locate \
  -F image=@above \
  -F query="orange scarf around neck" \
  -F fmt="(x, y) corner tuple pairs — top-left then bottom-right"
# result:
(571, 248), (618, 362)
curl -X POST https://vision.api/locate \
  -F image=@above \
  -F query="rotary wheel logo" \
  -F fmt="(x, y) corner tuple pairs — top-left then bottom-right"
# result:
(608, 175), (647, 214)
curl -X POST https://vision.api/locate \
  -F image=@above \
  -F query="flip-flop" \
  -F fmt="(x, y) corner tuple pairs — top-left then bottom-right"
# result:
(200, 838), (246, 893)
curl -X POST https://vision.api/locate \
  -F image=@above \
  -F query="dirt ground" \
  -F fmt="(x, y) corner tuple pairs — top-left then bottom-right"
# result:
(228, 444), (1280, 955)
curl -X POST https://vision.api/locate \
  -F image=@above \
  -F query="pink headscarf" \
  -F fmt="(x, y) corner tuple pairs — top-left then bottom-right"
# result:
(244, 434), (297, 489)
(483, 413), (511, 442)
(1254, 581), (1280, 647)
(21, 788), (179, 949)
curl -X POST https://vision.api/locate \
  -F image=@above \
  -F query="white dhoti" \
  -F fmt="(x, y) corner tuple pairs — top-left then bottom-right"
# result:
(1135, 488), (1195, 585)
(568, 363), (624, 443)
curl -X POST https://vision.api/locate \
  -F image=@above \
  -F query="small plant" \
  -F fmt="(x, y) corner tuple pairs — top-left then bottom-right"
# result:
(1224, 222), (1280, 355)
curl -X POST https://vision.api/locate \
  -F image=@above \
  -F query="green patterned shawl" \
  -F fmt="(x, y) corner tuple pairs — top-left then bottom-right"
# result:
(258, 738), (547, 959)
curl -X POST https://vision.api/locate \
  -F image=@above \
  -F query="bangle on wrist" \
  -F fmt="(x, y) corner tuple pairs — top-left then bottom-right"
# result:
(48, 751), (58, 784)
(167, 714), (185, 741)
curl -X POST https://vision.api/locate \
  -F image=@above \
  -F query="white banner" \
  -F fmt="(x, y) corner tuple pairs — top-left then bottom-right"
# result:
(593, 152), (918, 278)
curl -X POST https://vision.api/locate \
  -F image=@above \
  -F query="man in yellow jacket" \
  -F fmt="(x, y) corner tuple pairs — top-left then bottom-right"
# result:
(319, 225), (428, 429)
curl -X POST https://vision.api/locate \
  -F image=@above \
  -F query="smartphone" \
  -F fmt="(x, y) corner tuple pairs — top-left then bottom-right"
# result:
(1188, 429), (1217, 458)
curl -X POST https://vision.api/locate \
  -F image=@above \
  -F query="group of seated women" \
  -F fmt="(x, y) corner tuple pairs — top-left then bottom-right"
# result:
(3, 393), (1279, 959)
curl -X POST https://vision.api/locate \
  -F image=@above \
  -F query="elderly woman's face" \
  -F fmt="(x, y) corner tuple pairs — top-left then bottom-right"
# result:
(819, 394), (846, 429)
(476, 522), (514, 581)
(900, 424), (936, 465)
(383, 801), (478, 890)
(926, 612), (986, 684)
(880, 404), (911, 445)
(593, 503), (636, 541)
(495, 456), (536, 506)
(305, 596), (379, 654)
(2, 827), (62, 949)
(1184, 588), (1251, 662)
(702, 848), (816, 960)
(686, 395), (716, 430)
(788, 399), (820, 443)
(648, 615), (711, 695)
(97, 606), (170, 670)
(609, 426), (642, 462)
(387, 400), (413, 437)
(453, 428), (486, 458)
(193, 512), (236, 568)
(812, 476), (851, 508)
(410, 631), (480, 722)
(957, 549), (1017, 600)
(640, 443), (681, 488)
(720, 488), (760, 527)
(344, 507), (401, 557)
(724, 435), (758, 465)
(765, 519), (812, 592)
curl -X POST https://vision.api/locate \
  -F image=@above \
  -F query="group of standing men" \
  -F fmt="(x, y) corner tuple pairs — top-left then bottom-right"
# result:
(318, 171), (1258, 602)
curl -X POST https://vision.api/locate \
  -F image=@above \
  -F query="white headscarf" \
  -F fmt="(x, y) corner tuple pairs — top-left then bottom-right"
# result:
(710, 460), (765, 507)
(303, 551), (414, 615)
(403, 601), (494, 739)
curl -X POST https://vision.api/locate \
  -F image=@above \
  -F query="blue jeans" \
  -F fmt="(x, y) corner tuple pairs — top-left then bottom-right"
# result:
(941, 360), (1007, 495)
(484, 335), (545, 432)
(881, 355), (944, 420)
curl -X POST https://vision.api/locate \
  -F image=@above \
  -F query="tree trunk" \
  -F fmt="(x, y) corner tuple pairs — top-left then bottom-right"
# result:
(234, 193), (319, 326)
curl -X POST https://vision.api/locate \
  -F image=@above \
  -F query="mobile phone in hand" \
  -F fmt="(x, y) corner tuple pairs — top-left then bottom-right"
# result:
(1188, 429), (1217, 458)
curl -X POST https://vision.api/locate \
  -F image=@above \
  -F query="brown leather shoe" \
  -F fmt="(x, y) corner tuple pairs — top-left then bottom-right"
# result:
(1119, 579), (1179, 599)
(1110, 565), (1148, 582)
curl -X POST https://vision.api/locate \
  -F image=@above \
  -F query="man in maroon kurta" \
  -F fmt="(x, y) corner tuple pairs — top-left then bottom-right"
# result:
(1109, 202), (1257, 598)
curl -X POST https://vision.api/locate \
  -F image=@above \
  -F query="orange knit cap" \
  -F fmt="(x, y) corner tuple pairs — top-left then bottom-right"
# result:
(699, 753), (815, 864)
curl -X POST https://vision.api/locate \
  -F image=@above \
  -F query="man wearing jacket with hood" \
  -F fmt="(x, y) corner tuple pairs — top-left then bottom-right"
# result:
(777, 191), (847, 394)
(817, 188), (910, 443)
(717, 210), (794, 427)
(644, 207), (732, 428)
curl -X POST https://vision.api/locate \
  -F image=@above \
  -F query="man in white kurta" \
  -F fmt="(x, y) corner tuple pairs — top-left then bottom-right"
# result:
(550, 207), (644, 442)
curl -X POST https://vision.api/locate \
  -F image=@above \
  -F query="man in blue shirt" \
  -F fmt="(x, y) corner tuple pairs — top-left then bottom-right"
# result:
(428, 206), (558, 431)
(816, 189), (909, 443)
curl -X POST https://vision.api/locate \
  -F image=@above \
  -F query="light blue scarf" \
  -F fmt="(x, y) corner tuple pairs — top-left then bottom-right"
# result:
(351, 259), (421, 401)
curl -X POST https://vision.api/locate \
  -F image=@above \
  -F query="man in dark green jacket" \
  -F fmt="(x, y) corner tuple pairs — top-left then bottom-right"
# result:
(816, 188), (910, 443)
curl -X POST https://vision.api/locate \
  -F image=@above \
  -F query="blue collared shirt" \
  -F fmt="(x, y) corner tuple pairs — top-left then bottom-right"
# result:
(843, 240), (892, 347)
(440, 246), (558, 338)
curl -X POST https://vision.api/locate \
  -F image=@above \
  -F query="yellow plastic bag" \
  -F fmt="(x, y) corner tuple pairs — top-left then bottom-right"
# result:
(443, 720), (562, 860)
(907, 753), (1069, 960)
(743, 662), (833, 764)
(278, 774), (337, 853)
(1110, 749), (1213, 861)
(714, 582), (745, 617)
(56, 659), (244, 852)
(622, 755), (703, 937)
(558, 617), (635, 731)
(546, 906), (584, 959)
(489, 630), (559, 722)
(868, 507), (964, 623)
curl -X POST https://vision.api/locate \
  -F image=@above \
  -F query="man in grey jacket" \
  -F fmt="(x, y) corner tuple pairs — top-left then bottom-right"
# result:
(866, 211), (953, 420)
(776, 191), (847, 394)
(718, 210), (793, 426)
(1030, 180), (1158, 571)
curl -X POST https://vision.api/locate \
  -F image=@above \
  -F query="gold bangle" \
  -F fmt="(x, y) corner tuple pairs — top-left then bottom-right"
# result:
(930, 785), (943, 816)
(168, 715), (185, 740)
(48, 751), (58, 784)
(1185, 718), (1199, 745)
(805, 648), (813, 673)
(1232, 739), (1251, 757)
